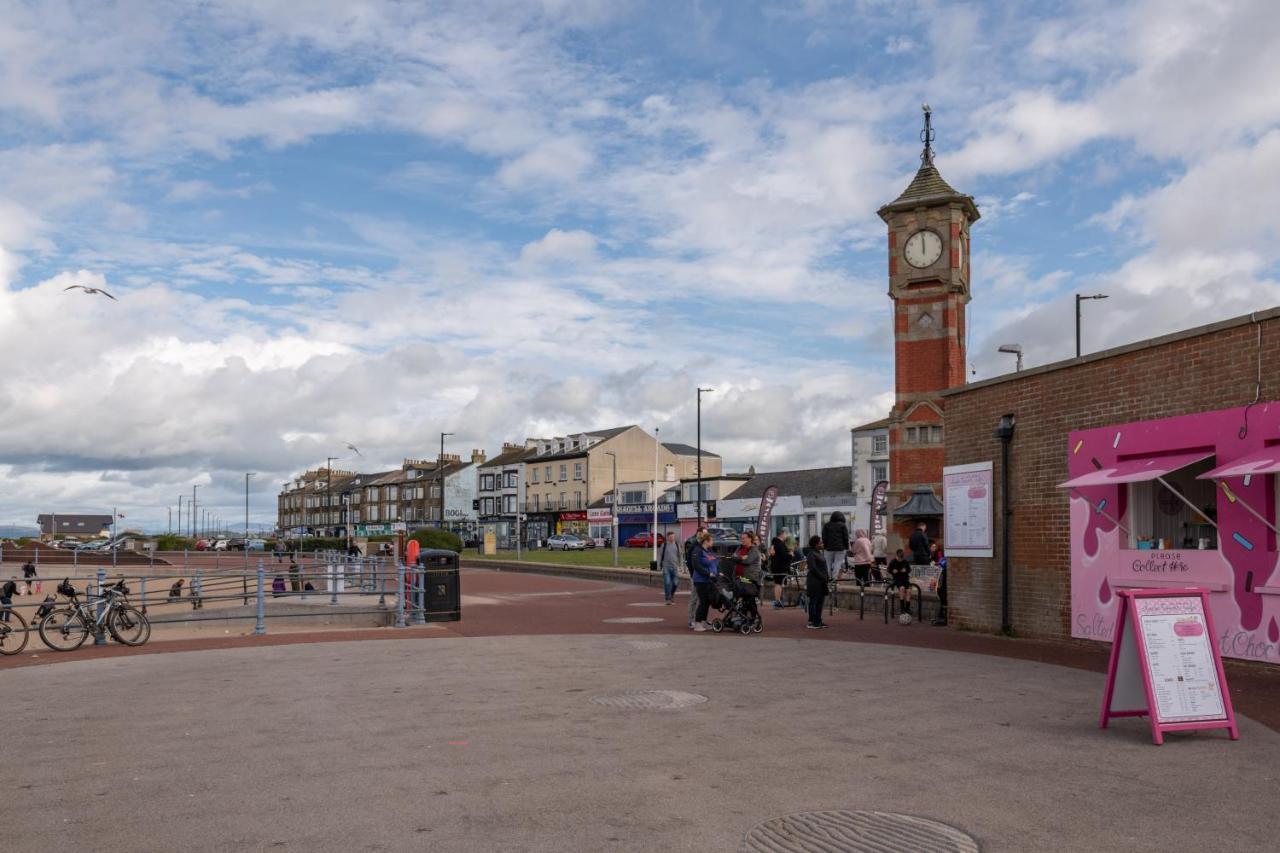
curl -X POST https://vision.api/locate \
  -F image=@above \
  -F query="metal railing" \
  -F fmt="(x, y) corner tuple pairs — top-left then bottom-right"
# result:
(0, 552), (455, 650)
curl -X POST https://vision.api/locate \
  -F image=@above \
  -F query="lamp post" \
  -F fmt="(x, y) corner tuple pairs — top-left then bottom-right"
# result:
(652, 426), (660, 567)
(325, 456), (337, 539)
(604, 450), (618, 567)
(1075, 293), (1109, 358)
(696, 387), (714, 525)
(998, 343), (1023, 372)
(994, 414), (1017, 635)
(437, 432), (455, 529)
(245, 472), (255, 553)
(178, 496), (183, 540)
(191, 485), (198, 540)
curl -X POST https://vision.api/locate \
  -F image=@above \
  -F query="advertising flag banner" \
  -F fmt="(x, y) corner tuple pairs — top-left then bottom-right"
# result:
(871, 481), (889, 538)
(755, 485), (780, 541)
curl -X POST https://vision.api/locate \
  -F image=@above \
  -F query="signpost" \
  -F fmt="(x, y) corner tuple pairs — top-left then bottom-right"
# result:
(1100, 588), (1238, 745)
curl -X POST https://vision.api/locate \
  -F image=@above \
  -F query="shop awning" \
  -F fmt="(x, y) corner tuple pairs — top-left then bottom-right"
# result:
(1056, 451), (1213, 489)
(1197, 445), (1280, 480)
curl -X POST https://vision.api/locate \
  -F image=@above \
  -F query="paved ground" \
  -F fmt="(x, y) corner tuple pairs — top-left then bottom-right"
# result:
(4, 567), (1280, 852)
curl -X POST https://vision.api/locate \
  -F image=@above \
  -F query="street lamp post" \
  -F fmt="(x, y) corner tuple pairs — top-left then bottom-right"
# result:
(178, 496), (183, 540)
(604, 451), (618, 567)
(998, 343), (1023, 372)
(437, 432), (455, 530)
(1075, 293), (1109, 358)
(652, 426), (660, 567)
(696, 387), (714, 525)
(191, 485), (198, 540)
(245, 472), (255, 556)
(325, 456), (337, 539)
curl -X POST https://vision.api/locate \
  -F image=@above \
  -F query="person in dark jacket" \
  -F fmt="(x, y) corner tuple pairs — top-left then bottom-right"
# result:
(685, 527), (707, 628)
(909, 522), (930, 565)
(689, 530), (719, 632)
(767, 531), (793, 608)
(804, 535), (829, 629)
(821, 511), (850, 582)
(1, 576), (17, 623)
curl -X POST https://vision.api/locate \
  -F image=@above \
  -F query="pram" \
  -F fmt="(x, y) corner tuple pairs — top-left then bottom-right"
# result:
(709, 572), (763, 635)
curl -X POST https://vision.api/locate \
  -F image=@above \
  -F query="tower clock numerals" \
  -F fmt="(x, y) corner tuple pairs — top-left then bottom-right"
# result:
(904, 229), (943, 268)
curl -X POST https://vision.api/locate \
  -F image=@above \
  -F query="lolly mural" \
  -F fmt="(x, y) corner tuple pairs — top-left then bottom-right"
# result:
(1063, 402), (1280, 665)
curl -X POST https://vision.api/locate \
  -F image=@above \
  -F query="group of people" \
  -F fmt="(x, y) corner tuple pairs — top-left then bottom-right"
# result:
(654, 512), (948, 632)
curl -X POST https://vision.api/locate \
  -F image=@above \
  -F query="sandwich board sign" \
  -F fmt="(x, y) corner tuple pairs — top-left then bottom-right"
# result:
(1100, 588), (1239, 745)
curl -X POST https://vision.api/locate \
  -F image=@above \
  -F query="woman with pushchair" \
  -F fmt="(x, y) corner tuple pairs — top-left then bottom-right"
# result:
(731, 530), (764, 621)
(689, 530), (719, 633)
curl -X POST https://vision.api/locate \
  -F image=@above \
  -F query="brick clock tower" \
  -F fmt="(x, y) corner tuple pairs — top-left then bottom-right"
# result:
(877, 106), (980, 551)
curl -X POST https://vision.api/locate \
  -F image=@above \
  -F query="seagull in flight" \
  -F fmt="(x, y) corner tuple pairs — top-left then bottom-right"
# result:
(344, 442), (363, 457)
(64, 284), (117, 300)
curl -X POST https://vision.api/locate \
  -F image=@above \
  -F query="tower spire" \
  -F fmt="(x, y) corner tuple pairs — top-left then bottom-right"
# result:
(920, 103), (935, 168)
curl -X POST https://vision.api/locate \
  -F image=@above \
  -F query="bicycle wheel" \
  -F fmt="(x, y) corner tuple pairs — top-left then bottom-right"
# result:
(0, 609), (30, 655)
(107, 605), (151, 646)
(39, 608), (91, 652)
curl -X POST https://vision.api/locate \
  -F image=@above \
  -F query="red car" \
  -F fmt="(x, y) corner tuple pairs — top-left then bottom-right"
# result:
(195, 539), (212, 551)
(624, 532), (666, 548)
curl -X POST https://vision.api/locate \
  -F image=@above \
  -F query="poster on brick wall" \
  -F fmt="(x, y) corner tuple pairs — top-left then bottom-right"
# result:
(943, 461), (994, 557)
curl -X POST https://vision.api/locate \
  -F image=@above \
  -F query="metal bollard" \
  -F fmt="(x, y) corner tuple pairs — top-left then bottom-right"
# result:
(94, 568), (107, 645)
(412, 565), (426, 625)
(254, 559), (267, 635)
(395, 562), (406, 628)
(376, 557), (386, 610)
(140, 576), (148, 615)
(329, 561), (338, 606)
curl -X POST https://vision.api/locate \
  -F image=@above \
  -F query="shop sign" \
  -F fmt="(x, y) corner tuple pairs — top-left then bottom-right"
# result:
(560, 511), (587, 521)
(587, 509), (612, 522)
(615, 503), (676, 515)
(356, 524), (392, 536)
(619, 513), (678, 523)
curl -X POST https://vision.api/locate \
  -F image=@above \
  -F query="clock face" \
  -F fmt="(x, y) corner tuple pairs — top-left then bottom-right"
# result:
(904, 229), (943, 268)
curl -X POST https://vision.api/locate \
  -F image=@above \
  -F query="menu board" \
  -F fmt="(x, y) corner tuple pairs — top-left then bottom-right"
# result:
(1135, 597), (1225, 723)
(942, 462), (993, 557)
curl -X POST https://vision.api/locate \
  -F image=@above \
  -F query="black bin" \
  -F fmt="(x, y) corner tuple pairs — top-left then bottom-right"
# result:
(415, 548), (461, 622)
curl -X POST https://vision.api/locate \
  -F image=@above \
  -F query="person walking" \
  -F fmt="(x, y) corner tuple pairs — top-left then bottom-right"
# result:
(821, 511), (850, 582)
(689, 530), (719, 632)
(659, 533), (681, 605)
(850, 528), (874, 585)
(804, 535), (829, 629)
(685, 527), (707, 628)
(767, 531), (793, 608)
(22, 560), (37, 595)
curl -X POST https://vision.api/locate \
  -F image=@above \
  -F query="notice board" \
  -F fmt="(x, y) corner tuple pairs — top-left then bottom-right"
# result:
(942, 461), (993, 557)
(1100, 588), (1239, 745)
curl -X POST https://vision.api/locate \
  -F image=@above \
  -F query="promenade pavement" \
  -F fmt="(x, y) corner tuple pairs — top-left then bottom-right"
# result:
(3, 568), (1279, 852)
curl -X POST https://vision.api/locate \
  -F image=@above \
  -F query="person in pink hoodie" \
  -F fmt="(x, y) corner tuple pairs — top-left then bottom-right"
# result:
(850, 529), (874, 586)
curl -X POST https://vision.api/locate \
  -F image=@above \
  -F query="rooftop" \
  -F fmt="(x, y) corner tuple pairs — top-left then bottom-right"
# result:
(728, 466), (853, 500)
(662, 442), (720, 457)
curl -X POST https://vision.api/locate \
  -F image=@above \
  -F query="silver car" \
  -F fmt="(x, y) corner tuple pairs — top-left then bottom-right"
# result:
(546, 534), (586, 551)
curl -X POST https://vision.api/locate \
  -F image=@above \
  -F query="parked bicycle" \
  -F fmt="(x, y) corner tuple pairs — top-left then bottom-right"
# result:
(38, 578), (151, 652)
(0, 606), (29, 656)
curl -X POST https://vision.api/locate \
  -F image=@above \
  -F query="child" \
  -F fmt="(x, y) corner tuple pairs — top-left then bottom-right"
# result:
(168, 578), (185, 601)
(887, 548), (912, 616)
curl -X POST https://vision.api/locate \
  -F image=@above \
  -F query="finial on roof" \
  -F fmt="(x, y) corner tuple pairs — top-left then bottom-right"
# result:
(920, 103), (935, 168)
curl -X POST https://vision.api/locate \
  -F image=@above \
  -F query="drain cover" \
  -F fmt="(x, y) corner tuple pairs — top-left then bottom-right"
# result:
(592, 690), (707, 711)
(625, 640), (670, 650)
(742, 811), (978, 853)
(603, 616), (664, 624)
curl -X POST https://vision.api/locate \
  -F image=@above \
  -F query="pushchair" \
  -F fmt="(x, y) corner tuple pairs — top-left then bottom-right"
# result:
(709, 572), (763, 635)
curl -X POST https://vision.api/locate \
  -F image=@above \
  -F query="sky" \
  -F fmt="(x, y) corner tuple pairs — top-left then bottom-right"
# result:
(1, 0), (1278, 532)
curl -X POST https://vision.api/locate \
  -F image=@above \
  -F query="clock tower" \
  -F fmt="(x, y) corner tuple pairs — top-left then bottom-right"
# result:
(877, 105), (980, 550)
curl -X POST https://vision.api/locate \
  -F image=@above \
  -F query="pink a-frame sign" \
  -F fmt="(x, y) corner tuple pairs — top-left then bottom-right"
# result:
(1100, 587), (1239, 745)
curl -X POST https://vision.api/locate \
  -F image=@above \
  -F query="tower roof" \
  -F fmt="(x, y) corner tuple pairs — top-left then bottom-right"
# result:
(878, 105), (980, 223)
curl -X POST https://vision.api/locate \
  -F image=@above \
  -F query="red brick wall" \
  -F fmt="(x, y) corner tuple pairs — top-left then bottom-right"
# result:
(943, 312), (1280, 639)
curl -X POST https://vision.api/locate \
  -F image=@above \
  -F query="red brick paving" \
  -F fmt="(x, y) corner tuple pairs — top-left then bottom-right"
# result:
(5, 567), (1277, 733)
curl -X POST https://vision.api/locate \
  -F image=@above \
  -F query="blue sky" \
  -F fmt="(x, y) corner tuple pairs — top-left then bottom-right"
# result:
(1, 0), (1278, 530)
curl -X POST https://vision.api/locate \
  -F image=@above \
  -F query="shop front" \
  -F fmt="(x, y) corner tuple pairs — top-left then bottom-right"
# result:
(587, 508), (612, 546)
(614, 503), (677, 543)
(558, 510), (589, 539)
(1059, 402), (1280, 665)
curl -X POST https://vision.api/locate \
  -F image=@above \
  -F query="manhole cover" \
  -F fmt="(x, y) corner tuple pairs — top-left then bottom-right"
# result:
(742, 811), (978, 853)
(603, 616), (664, 624)
(592, 690), (707, 711)
(625, 640), (669, 650)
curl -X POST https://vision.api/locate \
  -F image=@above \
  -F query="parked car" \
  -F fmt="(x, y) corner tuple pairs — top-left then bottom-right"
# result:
(195, 539), (212, 551)
(228, 538), (247, 550)
(624, 532), (666, 548)
(212, 539), (230, 551)
(244, 539), (266, 551)
(546, 534), (587, 551)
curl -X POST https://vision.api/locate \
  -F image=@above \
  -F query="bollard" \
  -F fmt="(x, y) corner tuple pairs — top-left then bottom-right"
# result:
(376, 557), (386, 610)
(395, 561), (406, 628)
(140, 576), (148, 615)
(94, 568), (107, 645)
(193, 569), (203, 610)
(329, 560), (338, 606)
(254, 559), (267, 635)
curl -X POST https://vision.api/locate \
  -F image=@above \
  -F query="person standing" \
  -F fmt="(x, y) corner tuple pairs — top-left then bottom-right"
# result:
(850, 529), (874, 585)
(659, 533), (681, 605)
(690, 530), (719, 632)
(0, 575), (16, 623)
(767, 531), (792, 608)
(871, 531), (887, 582)
(685, 527), (707, 628)
(909, 522), (930, 566)
(804, 535), (829, 629)
(888, 548), (913, 615)
(821, 511), (850, 582)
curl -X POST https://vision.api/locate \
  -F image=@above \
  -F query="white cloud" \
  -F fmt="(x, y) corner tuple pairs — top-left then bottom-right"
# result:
(519, 229), (599, 265)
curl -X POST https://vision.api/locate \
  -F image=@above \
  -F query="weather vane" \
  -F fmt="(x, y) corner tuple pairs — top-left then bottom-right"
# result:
(920, 103), (935, 167)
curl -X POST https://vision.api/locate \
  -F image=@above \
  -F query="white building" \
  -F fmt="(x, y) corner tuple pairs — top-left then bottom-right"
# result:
(850, 418), (890, 533)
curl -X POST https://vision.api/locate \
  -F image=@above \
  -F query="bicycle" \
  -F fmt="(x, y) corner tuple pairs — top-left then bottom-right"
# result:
(0, 605), (29, 656)
(38, 578), (151, 652)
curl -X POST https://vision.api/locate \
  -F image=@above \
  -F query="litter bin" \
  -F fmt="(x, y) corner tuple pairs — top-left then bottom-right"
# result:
(415, 548), (461, 622)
